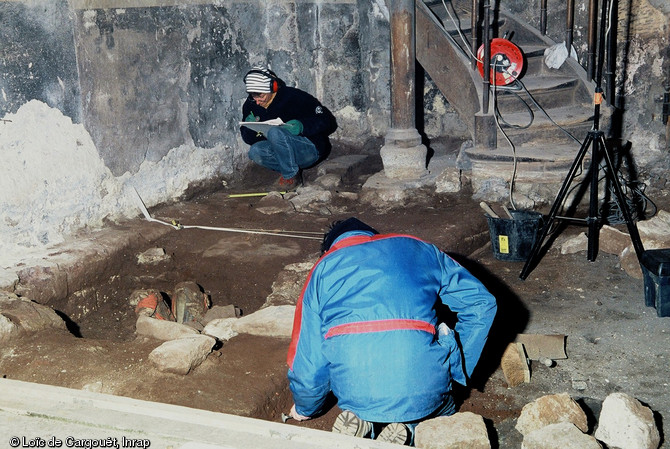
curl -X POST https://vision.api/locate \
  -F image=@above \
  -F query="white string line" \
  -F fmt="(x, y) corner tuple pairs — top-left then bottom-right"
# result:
(132, 188), (322, 240)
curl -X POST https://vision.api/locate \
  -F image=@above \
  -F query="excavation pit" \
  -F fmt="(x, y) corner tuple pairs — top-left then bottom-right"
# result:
(2, 182), (669, 447)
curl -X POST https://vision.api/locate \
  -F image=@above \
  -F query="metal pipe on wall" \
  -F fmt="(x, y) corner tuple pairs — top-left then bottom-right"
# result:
(566, 0), (575, 55)
(540, 0), (547, 35)
(482, 0), (491, 114)
(605, 0), (618, 104)
(471, 0), (478, 70)
(587, 0), (598, 80)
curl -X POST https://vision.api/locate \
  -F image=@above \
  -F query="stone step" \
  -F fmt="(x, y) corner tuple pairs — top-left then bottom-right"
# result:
(418, 0), (603, 184)
(465, 142), (582, 167)
(493, 104), (595, 146)
(494, 76), (587, 111)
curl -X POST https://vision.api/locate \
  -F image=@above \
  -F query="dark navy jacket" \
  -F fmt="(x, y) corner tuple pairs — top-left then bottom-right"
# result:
(287, 231), (497, 423)
(241, 84), (337, 162)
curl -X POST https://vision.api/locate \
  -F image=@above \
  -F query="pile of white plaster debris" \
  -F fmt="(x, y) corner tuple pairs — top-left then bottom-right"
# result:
(0, 100), (232, 271)
(0, 100), (126, 266)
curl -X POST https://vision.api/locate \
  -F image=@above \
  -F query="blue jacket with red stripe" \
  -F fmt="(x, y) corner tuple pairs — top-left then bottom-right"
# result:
(287, 231), (497, 423)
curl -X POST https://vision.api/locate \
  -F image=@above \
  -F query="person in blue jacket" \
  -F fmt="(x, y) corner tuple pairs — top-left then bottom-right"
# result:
(240, 66), (337, 190)
(286, 218), (497, 445)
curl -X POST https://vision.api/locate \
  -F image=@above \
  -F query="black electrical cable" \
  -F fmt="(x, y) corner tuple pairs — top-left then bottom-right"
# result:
(602, 174), (658, 225)
(494, 88), (535, 130)
(549, 161), (657, 229)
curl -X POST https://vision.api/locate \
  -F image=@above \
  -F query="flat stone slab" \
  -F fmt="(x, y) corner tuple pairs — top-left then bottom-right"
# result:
(0, 377), (400, 449)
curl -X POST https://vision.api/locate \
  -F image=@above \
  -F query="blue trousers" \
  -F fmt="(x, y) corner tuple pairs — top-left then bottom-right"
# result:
(248, 127), (319, 179)
(370, 393), (456, 446)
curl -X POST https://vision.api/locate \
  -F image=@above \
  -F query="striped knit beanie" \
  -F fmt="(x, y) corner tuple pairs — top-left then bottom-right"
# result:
(244, 67), (274, 93)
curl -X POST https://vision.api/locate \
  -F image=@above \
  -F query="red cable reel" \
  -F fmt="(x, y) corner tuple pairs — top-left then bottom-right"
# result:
(477, 38), (524, 86)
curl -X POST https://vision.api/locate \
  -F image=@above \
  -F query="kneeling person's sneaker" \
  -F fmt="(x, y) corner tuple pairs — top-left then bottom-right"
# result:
(377, 422), (409, 445)
(332, 410), (372, 438)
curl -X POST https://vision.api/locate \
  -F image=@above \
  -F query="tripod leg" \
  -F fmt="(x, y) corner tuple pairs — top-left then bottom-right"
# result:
(520, 133), (594, 280)
(598, 134), (646, 262)
(587, 133), (603, 261)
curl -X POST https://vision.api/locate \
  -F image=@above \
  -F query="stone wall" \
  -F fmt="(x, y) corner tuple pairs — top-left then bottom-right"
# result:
(0, 0), (81, 121)
(1, 0), (394, 178)
(2, 0), (666, 180)
(72, 0), (395, 176)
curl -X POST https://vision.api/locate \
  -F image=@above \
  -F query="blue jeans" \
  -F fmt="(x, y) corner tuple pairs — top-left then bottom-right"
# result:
(248, 127), (320, 179)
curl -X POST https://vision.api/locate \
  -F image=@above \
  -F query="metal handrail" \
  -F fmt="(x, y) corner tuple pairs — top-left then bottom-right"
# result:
(540, 0), (548, 35)
(587, 0), (598, 80)
(481, 0), (491, 114)
(471, 0), (478, 70)
(566, 0), (575, 57)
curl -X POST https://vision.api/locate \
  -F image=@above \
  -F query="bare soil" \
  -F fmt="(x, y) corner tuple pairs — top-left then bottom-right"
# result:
(1, 164), (668, 448)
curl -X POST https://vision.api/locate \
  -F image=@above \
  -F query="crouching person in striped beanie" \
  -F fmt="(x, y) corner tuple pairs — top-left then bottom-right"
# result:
(240, 66), (337, 191)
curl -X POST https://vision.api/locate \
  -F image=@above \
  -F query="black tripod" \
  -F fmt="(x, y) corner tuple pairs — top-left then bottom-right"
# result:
(519, 0), (645, 280)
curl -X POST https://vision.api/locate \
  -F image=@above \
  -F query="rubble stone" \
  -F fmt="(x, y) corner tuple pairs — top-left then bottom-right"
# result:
(135, 314), (199, 341)
(232, 305), (295, 338)
(0, 269), (19, 291)
(0, 291), (65, 341)
(81, 381), (104, 393)
(148, 334), (216, 375)
(202, 305), (241, 324)
(638, 210), (670, 240)
(620, 239), (669, 279)
(600, 225), (633, 255)
(263, 261), (313, 307)
(289, 186), (332, 212)
(522, 422), (602, 449)
(335, 191), (359, 201)
(560, 233), (587, 255)
(602, 210), (670, 279)
(415, 412), (490, 449)
(594, 392), (660, 449)
(361, 172), (426, 208)
(202, 317), (238, 341)
(435, 166), (462, 193)
(314, 173), (342, 189)
(515, 393), (588, 436)
(255, 192), (294, 215)
(136, 247), (170, 264)
(0, 314), (18, 343)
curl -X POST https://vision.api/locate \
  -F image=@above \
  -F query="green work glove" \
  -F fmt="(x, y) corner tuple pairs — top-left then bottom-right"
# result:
(281, 119), (304, 136)
(244, 112), (257, 122)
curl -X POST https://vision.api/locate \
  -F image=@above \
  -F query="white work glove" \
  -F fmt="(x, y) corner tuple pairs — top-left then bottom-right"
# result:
(437, 322), (453, 337)
(290, 404), (311, 421)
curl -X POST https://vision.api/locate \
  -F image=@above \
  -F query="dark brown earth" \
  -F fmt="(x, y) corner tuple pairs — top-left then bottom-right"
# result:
(1, 162), (669, 448)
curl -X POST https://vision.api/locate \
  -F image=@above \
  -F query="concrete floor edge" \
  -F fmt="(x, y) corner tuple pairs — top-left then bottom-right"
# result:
(0, 378), (399, 449)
